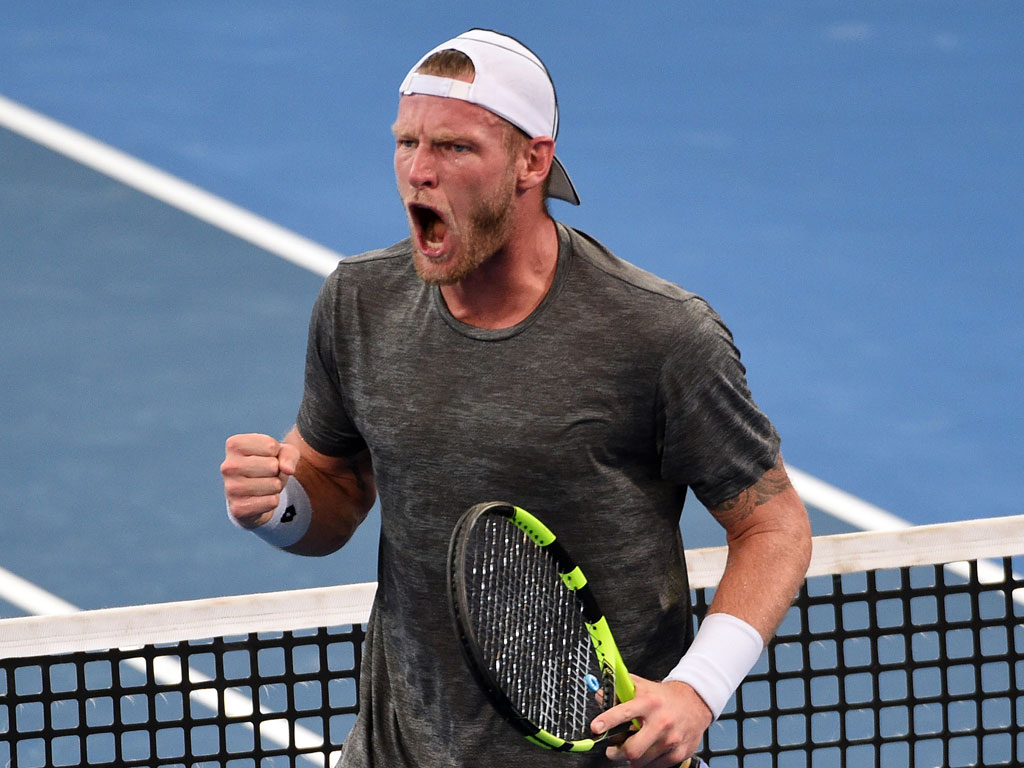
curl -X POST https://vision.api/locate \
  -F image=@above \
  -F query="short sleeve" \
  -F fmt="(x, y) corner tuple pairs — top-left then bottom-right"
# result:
(658, 298), (780, 508)
(295, 272), (368, 458)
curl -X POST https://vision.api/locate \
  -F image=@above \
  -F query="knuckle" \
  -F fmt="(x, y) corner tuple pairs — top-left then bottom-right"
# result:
(621, 740), (645, 761)
(226, 432), (276, 457)
(225, 434), (248, 454)
(652, 711), (674, 731)
(222, 454), (245, 474)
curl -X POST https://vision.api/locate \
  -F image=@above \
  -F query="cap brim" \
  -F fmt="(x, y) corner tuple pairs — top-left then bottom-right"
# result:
(548, 155), (580, 205)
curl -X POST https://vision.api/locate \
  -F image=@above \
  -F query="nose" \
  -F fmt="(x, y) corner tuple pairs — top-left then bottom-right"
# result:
(407, 145), (437, 190)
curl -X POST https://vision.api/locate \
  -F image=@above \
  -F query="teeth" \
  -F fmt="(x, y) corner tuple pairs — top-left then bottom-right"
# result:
(410, 203), (448, 251)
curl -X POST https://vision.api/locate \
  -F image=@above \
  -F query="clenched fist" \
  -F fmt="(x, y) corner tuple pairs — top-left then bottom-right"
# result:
(221, 433), (301, 529)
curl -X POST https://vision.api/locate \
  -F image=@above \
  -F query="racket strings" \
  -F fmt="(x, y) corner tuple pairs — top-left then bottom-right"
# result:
(464, 515), (605, 739)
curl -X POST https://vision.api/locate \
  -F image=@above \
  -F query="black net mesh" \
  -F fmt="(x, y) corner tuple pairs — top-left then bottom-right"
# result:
(1, 552), (1021, 766)
(698, 556), (1023, 767)
(0, 625), (364, 767)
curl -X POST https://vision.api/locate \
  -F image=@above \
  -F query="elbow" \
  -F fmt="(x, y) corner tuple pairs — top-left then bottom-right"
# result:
(285, 511), (365, 557)
(796, 524), (812, 580)
(772, 519), (812, 583)
(788, 501), (813, 578)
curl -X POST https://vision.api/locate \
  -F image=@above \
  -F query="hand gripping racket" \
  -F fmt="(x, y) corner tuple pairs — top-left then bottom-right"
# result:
(447, 501), (696, 765)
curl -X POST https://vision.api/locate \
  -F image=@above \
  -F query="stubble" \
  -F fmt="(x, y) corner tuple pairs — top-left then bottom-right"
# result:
(412, 171), (518, 286)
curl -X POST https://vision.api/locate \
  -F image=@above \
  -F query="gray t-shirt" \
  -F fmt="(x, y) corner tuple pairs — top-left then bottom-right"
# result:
(296, 223), (780, 767)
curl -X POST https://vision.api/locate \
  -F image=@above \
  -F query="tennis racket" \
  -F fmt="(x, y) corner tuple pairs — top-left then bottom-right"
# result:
(447, 501), (696, 765)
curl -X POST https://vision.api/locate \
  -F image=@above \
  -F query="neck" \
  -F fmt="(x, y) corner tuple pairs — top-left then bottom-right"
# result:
(440, 214), (559, 330)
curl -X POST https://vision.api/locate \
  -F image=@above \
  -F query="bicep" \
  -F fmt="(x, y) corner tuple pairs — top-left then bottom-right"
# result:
(704, 456), (811, 637)
(707, 455), (806, 540)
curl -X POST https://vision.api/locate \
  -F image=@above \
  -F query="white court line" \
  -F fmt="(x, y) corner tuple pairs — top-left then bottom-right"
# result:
(0, 564), (79, 616)
(0, 93), (341, 277)
(0, 564), (333, 767)
(0, 92), (932, 765)
(787, 465), (912, 531)
(0, 91), (910, 538)
(0, 93), (346, 762)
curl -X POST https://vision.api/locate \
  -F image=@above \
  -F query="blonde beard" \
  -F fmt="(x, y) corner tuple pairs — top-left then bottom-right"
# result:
(411, 176), (518, 287)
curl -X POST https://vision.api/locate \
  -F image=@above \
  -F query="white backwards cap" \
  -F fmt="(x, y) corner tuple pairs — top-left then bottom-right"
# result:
(399, 28), (580, 205)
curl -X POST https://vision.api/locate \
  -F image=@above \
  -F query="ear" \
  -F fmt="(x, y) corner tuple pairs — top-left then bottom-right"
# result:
(516, 137), (556, 194)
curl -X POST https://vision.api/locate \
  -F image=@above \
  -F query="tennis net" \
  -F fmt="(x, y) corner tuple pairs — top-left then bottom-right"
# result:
(1, 515), (1021, 767)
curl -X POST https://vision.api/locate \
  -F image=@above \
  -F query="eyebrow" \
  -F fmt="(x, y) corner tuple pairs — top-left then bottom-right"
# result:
(433, 131), (475, 145)
(390, 124), (477, 146)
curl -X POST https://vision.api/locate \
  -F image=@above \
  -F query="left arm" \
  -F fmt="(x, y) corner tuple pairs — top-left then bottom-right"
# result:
(595, 456), (811, 767)
(702, 454), (812, 640)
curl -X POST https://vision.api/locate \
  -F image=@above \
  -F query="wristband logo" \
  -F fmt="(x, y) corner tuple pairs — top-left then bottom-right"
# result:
(282, 505), (297, 523)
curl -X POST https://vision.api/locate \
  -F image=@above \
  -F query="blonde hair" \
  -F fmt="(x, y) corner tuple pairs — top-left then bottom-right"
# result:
(417, 49), (475, 80)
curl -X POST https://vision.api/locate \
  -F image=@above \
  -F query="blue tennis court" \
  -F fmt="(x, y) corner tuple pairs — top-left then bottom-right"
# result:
(1, 4), (1021, 617)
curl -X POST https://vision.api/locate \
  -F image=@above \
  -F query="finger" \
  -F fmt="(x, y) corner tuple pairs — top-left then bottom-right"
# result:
(606, 741), (691, 768)
(227, 493), (280, 528)
(277, 441), (301, 476)
(225, 433), (282, 458)
(604, 724), (660, 767)
(225, 454), (285, 479)
(654, 748), (696, 768)
(600, 676), (702, 767)
(224, 474), (285, 499)
(601, 721), (633, 746)
(591, 699), (642, 738)
(610, 724), (700, 768)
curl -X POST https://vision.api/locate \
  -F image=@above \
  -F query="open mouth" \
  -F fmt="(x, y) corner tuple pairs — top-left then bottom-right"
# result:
(409, 203), (449, 256)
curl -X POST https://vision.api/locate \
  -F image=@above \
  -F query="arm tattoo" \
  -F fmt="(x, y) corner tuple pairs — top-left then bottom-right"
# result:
(710, 459), (792, 526)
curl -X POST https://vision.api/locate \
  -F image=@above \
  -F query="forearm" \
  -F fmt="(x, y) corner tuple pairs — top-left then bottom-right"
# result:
(702, 456), (811, 638)
(707, 483), (811, 641)
(597, 481), (810, 764)
(661, 458), (810, 720)
(585, 463), (811, 764)
(281, 428), (377, 557)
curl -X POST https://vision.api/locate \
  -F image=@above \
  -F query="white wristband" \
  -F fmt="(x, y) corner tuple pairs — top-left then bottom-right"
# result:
(662, 612), (764, 720)
(227, 475), (313, 548)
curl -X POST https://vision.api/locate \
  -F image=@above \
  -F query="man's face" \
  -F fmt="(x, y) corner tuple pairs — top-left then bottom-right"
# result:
(392, 93), (519, 285)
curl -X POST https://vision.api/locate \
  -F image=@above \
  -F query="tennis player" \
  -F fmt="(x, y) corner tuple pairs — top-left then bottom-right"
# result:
(221, 29), (811, 768)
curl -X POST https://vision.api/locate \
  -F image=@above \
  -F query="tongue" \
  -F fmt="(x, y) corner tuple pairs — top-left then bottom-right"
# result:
(425, 217), (448, 247)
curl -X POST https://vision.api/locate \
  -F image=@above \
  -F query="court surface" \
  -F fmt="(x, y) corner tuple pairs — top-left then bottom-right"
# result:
(1, 3), (1021, 613)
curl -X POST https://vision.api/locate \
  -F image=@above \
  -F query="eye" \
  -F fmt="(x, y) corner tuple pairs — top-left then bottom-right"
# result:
(452, 143), (471, 153)
(396, 138), (416, 150)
